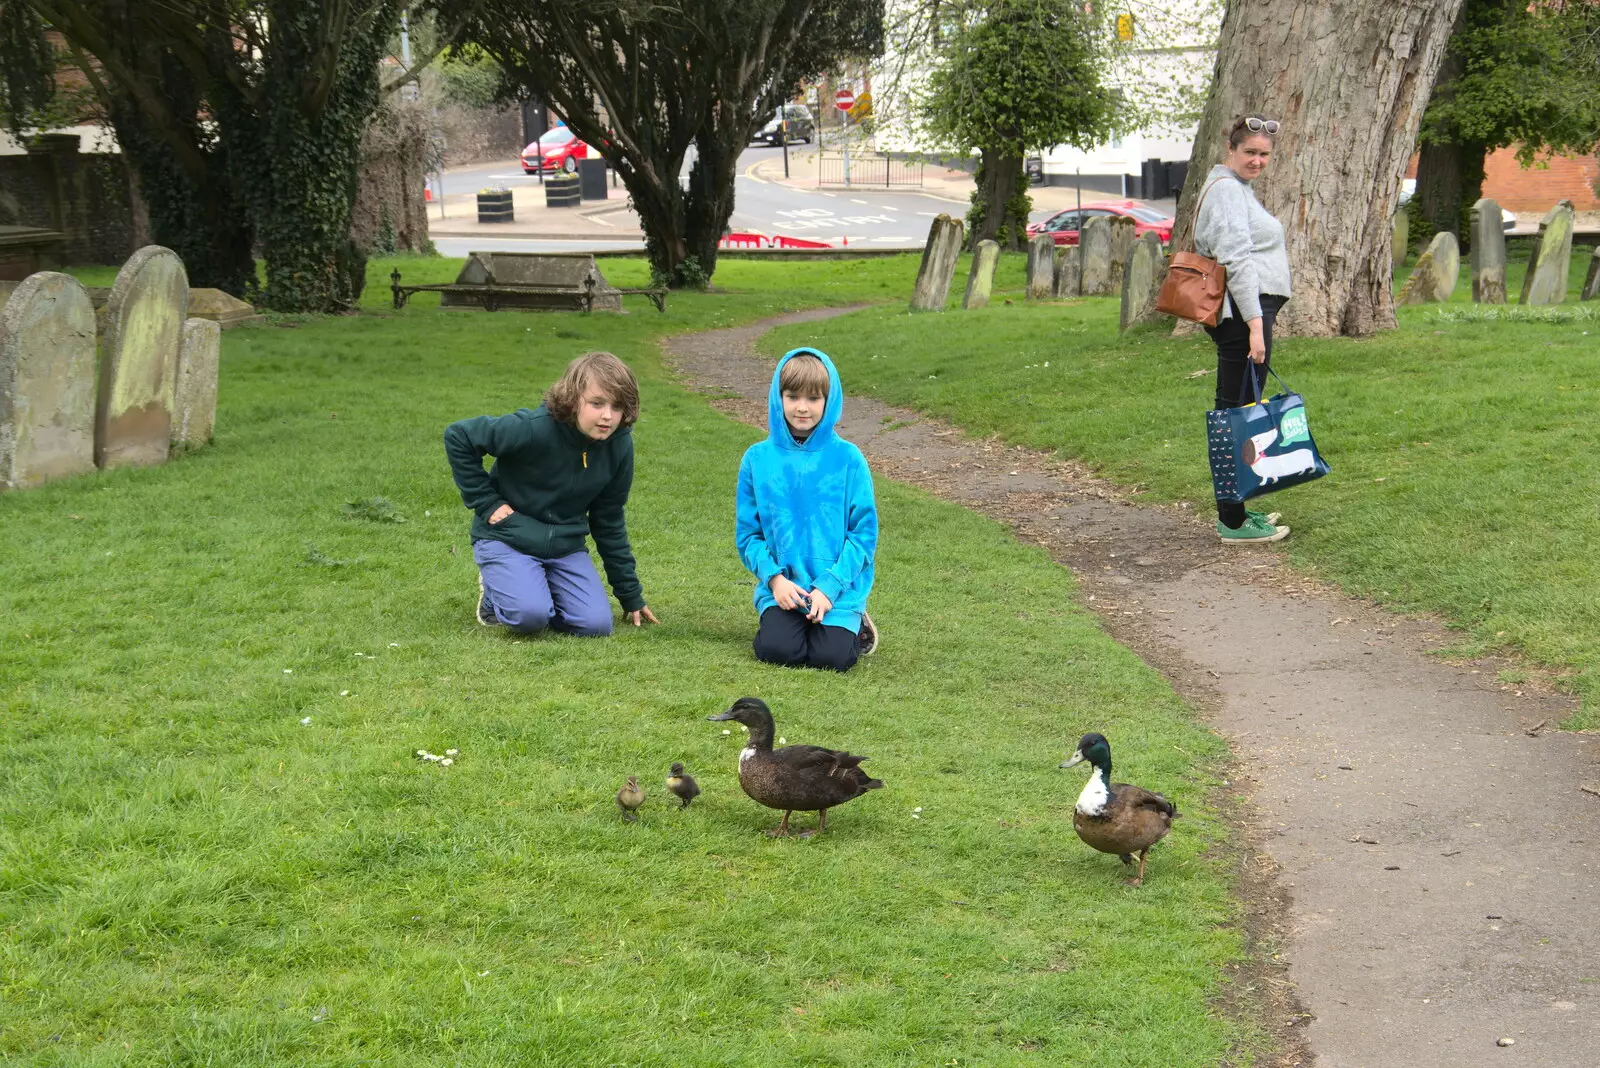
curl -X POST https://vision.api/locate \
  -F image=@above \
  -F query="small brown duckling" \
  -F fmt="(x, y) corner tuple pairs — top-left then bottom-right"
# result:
(616, 776), (645, 821)
(666, 762), (701, 809)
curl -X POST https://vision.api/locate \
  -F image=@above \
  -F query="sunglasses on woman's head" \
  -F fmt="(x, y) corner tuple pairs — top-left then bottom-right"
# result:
(1245, 117), (1280, 134)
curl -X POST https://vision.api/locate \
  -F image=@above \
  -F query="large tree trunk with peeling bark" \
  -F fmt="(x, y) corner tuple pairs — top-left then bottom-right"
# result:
(1172, 0), (1465, 337)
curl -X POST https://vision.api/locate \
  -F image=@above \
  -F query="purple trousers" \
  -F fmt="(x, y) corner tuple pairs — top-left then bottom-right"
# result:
(473, 540), (614, 637)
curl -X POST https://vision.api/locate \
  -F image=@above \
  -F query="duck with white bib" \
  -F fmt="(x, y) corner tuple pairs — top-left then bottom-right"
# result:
(1059, 732), (1179, 887)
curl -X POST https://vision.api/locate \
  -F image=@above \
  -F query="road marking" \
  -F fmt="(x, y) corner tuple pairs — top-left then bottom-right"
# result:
(916, 211), (938, 216)
(881, 206), (897, 211)
(869, 236), (913, 243)
(820, 192), (837, 197)
(742, 160), (768, 184)
(851, 198), (868, 205)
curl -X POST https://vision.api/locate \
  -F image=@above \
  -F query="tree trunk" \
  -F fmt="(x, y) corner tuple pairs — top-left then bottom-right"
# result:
(1413, 139), (1487, 248)
(969, 149), (1027, 251)
(682, 126), (744, 285)
(1172, 0), (1466, 337)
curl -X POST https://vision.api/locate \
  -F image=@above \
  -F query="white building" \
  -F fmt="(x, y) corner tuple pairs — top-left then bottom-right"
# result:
(876, 0), (1222, 198)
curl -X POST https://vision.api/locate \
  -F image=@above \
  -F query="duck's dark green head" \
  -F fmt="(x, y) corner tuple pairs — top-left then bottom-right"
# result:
(1059, 732), (1112, 772)
(707, 696), (771, 728)
(669, 762), (686, 776)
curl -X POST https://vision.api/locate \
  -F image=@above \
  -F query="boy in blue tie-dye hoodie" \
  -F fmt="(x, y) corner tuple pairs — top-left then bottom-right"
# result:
(736, 348), (879, 672)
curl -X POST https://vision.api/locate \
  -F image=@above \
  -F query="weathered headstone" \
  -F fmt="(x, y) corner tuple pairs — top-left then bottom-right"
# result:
(962, 239), (1000, 310)
(1079, 216), (1113, 297)
(1520, 200), (1575, 306)
(910, 214), (963, 312)
(1392, 211), (1409, 271)
(1582, 245), (1600, 302)
(1053, 245), (1081, 298)
(172, 318), (220, 448)
(1119, 232), (1167, 330)
(96, 245), (188, 469)
(188, 288), (263, 329)
(1396, 231), (1460, 305)
(1106, 216), (1137, 295)
(1026, 234), (1055, 300)
(1470, 198), (1507, 304)
(1, 272), (98, 490)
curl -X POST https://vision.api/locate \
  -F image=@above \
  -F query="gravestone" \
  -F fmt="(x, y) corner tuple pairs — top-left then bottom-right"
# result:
(1079, 216), (1113, 297)
(1026, 234), (1055, 300)
(96, 245), (187, 470)
(1054, 245), (1081, 298)
(1396, 231), (1459, 305)
(962, 239), (1000, 310)
(172, 318), (220, 448)
(1119, 232), (1167, 330)
(1392, 211), (1409, 271)
(1, 272), (97, 490)
(188, 288), (263, 329)
(1520, 201), (1574, 306)
(446, 252), (622, 312)
(909, 214), (963, 312)
(1582, 246), (1600, 302)
(1469, 198), (1507, 304)
(1106, 216), (1137, 295)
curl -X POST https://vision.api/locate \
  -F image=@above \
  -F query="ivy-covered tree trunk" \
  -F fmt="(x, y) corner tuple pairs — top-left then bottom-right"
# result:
(968, 149), (1030, 251)
(1174, 0), (1465, 337)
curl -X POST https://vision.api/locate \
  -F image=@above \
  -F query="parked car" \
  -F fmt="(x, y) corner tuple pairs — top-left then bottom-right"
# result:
(1026, 200), (1175, 246)
(1399, 178), (1516, 231)
(521, 126), (590, 174)
(751, 105), (815, 146)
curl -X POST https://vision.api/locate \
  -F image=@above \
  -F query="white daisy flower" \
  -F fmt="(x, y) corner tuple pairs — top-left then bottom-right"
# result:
(416, 749), (426, 756)
(445, 749), (458, 756)
(778, 737), (787, 745)
(721, 729), (731, 735)
(914, 807), (923, 813)
(300, 716), (312, 726)
(283, 668), (293, 674)
(441, 758), (454, 767)
(339, 690), (349, 697)
(388, 643), (399, 648)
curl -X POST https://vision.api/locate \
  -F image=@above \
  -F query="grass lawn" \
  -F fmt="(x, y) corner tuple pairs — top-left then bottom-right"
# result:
(1, 257), (1254, 1065)
(763, 242), (1600, 723)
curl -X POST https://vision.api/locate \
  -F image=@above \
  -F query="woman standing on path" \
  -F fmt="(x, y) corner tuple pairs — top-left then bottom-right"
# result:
(1194, 115), (1293, 544)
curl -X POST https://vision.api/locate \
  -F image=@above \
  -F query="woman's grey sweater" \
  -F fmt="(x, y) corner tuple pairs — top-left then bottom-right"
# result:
(1192, 163), (1292, 322)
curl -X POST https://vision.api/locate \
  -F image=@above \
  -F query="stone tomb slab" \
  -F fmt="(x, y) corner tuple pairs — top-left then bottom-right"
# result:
(444, 252), (622, 312)
(96, 245), (188, 469)
(173, 317), (221, 448)
(1, 271), (98, 489)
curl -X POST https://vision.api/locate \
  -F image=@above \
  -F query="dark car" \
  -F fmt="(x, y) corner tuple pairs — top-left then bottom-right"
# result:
(751, 105), (815, 146)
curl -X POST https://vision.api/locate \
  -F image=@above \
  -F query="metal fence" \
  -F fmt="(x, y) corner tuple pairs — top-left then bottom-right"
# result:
(816, 156), (924, 189)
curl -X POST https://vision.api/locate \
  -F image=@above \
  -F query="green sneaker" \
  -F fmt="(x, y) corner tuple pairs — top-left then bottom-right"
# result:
(1247, 508), (1282, 527)
(1218, 515), (1289, 543)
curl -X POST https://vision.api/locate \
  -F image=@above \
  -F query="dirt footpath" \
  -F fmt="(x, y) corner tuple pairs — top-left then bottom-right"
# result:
(663, 309), (1600, 1068)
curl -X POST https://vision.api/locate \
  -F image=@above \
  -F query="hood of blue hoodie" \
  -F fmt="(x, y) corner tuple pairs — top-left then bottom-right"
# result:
(768, 347), (843, 450)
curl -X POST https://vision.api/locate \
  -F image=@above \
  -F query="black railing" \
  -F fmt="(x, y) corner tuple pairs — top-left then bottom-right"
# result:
(816, 156), (924, 188)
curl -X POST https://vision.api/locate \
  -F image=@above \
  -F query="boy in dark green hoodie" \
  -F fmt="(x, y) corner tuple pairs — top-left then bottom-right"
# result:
(444, 352), (658, 635)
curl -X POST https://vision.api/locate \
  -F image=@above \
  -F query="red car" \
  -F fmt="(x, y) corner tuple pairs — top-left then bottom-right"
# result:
(1026, 200), (1174, 246)
(521, 126), (590, 174)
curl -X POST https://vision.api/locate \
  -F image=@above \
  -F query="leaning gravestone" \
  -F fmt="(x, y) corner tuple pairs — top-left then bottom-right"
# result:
(1119, 232), (1167, 330)
(1582, 246), (1600, 302)
(1392, 211), (1409, 271)
(1026, 234), (1055, 300)
(1520, 201), (1574, 306)
(1054, 245), (1081, 298)
(1469, 198), (1507, 304)
(172, 318), (220, 448)
(1, 272), (97, 490)
(96, 245), (187, 469)
(1079, 216), (1114, 297)
(910, 214), (963, 312)
(1396, 231), (1459, 305)
(1106, 216), (1137, 295)
(962, 239), (1000, 310)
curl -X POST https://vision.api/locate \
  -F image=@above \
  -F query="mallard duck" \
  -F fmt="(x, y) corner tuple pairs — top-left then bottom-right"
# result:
(616, 776), (645, 821)
(707, 696), (882, 837)
(1059, 732), (1178, 886)
(666, 762), (701, 809)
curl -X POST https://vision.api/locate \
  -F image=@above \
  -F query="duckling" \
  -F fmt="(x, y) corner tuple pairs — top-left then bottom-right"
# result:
(707, 696), (882, 837)
(666, 762), (701, 809)
(616, 776), (645, 821)
(1059, 732), (1178, 886)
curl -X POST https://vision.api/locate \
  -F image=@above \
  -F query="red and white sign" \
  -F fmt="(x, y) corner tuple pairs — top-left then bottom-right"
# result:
(834, 88), (856, 112)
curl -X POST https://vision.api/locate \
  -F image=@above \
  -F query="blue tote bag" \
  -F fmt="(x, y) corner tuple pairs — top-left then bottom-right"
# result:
(1206, 368), (1330, 504)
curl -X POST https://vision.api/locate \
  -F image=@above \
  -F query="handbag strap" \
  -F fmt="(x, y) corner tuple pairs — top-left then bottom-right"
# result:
(1190, 174), (1235, 257)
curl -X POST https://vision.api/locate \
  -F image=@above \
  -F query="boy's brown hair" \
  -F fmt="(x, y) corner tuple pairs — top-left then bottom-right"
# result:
(544, 352), (640, 428)
(778, 353), (830, 398)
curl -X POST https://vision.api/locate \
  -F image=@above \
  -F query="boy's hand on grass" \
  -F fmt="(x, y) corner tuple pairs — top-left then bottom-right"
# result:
(627, 606), (660, 627)
(805, 589), (833, 623)
(488, 504), (514, 525)
(770, 575), (808, 612)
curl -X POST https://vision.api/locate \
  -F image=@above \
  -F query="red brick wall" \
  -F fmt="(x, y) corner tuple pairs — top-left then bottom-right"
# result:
(1482, 148), (1600, 211)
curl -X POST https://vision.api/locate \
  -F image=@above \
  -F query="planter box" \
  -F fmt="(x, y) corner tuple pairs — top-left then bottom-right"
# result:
(545, 175), (581, 209)
(476, 189), (514, 224)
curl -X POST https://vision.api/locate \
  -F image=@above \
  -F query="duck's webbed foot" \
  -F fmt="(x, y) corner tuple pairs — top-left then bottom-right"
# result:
(795, 809), (828, 838)
(1126, 849), (1149, 887)
(764, 811), (794, 837)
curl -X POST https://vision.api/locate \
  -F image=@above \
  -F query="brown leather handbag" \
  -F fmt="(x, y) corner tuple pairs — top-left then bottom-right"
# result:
(1155, 178), (1230, 327)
